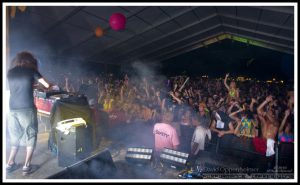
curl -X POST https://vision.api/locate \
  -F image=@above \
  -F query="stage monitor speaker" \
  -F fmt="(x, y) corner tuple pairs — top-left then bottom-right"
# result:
(57, 125), (93, 167)
(48, 97), (96, 154)
(47, 149), (117, 179)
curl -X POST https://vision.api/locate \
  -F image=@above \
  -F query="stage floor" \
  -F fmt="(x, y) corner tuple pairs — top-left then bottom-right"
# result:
(3, 123), (248, 180)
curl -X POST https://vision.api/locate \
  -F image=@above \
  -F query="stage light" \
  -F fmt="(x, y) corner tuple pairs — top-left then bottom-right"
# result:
(125, 147), (153, 165)
(127, 147), (153, 154)
(160, 154), (187, 164)
(159, 148), (189, 169)
(126, 154), (151, 160)
(162, 148), (189, 158)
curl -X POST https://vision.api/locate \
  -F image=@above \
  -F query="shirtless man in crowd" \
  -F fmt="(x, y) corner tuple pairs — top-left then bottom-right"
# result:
(257, 96), (279, 142)
(257, 95), (279, 169)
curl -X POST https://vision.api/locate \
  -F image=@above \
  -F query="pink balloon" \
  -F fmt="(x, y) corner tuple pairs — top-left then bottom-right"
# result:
(109, 13), (126, 31)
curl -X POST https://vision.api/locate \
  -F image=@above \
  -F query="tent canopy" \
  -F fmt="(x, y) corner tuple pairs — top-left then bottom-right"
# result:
(9, 5), (294, 65)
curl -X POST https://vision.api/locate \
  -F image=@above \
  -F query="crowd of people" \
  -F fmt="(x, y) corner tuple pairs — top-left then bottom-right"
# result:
(57, 71), (294, 163)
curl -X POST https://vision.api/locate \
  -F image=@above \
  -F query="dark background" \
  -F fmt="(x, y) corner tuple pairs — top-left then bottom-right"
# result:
(160, 39), (294, 81)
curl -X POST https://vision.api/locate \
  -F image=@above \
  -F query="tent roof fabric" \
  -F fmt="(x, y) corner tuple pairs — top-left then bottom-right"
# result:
(9, 6), (294, 64)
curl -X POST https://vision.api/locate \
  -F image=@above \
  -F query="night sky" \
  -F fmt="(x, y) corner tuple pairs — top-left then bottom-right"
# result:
(161, 39), (294, 81)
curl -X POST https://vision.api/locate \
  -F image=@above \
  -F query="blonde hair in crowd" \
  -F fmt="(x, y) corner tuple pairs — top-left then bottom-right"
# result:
(162, 111), (174, 124)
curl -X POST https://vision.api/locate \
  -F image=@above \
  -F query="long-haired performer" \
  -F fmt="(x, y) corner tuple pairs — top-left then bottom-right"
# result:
(6, 51), (54, 175)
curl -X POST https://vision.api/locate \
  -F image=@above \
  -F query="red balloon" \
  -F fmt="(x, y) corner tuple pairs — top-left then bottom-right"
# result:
(109, 13), (126, 31)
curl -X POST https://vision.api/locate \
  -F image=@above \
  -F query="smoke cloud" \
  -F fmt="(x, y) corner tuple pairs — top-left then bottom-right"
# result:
(7, 10), (107, 90)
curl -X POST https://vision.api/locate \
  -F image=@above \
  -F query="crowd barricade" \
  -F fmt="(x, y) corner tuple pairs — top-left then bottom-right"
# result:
(204, 133), (294, 172)
(278, 142), (294, 170)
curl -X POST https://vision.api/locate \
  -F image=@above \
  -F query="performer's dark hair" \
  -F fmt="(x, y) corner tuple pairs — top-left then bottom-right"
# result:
(12, 51), (38, 70)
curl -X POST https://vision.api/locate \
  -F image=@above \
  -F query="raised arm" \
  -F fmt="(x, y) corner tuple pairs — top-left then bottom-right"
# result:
(257, 95), (272, 116)
(173, 81), (178, 92)
(98, 91), (104, 105)
(279, 109), (290, 133)
(156, 91), (162, 105)
(120, 85), (124, 102)
(151, 86), (156, 97)
(229, 105), (243, 123)
(216, 97), (225, 108)
(250, 98), (257, 112)
(223, 73), (230, 90)
(144, 86), (150, 99)
(64, 76), (70, 92)
(288, 94), (294, 111)
(104, 84), (109, 94)
(257, 95), (272, 123)
(170, 91), (183, 104)
(227, 101), (239, 115)
(188, 88), (194, 97)
(229, 105), (243, 136)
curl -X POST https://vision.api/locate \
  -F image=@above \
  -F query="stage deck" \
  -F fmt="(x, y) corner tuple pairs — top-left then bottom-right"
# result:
(4, 123), (246, 180)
